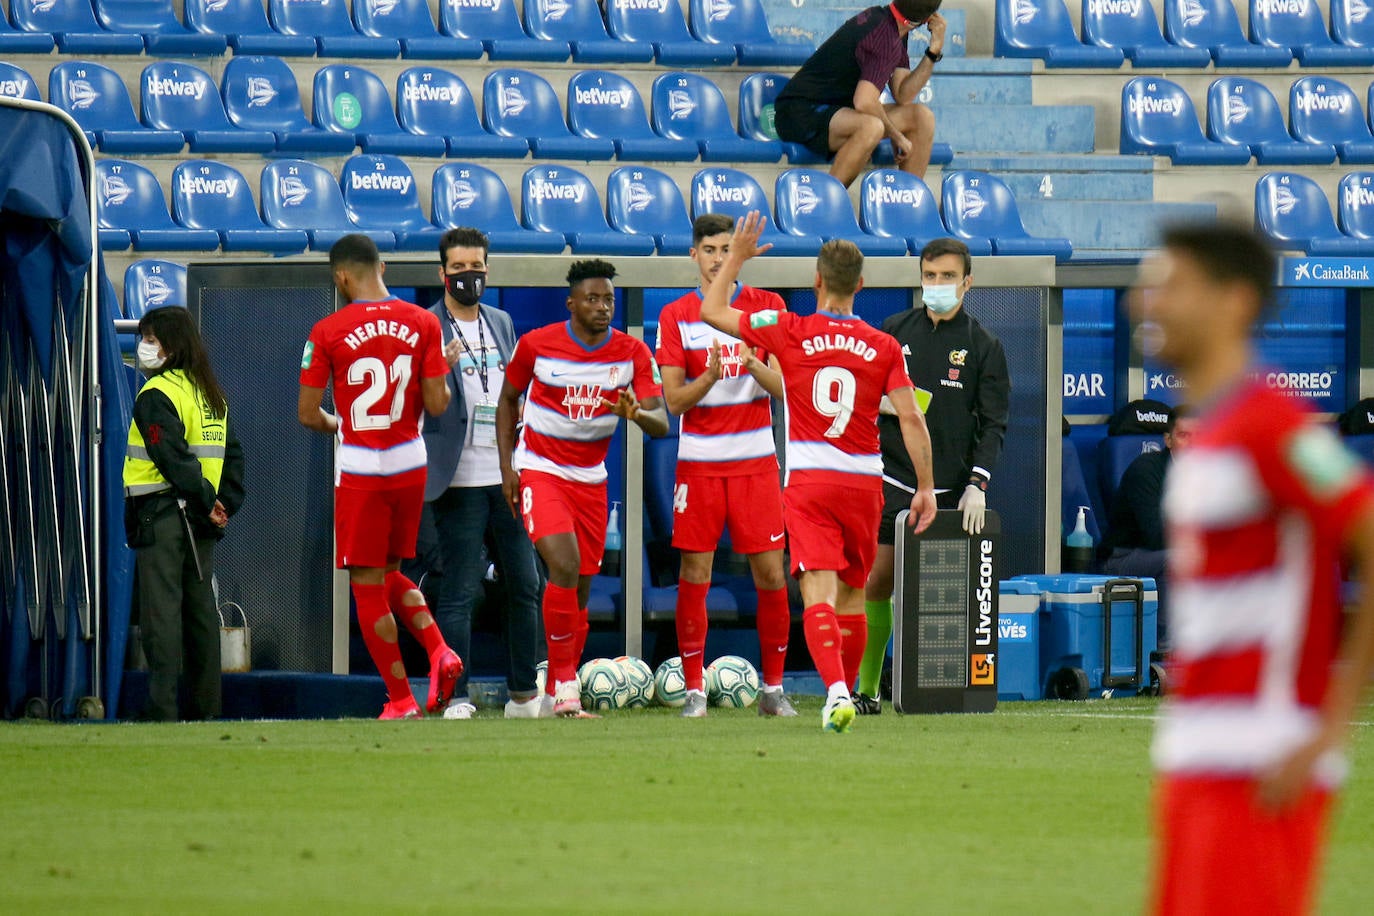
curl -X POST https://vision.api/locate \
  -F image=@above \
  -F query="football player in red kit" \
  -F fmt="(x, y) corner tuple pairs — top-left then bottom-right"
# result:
(700, 213), (937, 731)
(298, 234), (464, 720)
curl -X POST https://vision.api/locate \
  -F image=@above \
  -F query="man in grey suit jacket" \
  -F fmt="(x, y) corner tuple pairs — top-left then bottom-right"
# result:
(424, 227), (543, 719)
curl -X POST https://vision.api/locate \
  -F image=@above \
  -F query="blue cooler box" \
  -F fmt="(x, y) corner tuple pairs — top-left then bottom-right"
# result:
(996, 579), (1042, 701)
(1010, 574), (1158, 699)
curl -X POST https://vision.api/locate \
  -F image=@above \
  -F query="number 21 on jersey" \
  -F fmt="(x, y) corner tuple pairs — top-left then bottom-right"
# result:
(348, 355), (413, 430)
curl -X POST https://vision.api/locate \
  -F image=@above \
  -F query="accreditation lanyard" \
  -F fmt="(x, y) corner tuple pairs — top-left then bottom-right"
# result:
(450, 315), (498, 446)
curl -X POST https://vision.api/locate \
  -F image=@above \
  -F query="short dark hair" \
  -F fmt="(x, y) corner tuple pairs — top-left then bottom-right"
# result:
(817, 240), (864, 297)
(919, 237), (972, 277)
(329, 233), (380, 272)
(1166, 404), (1192, 433)
(439, 227), (489, 264)
(567, 259), (617, 289)
(1160, 221), (1274, 313)
(894, 0), (941, 23)
(691, 213), (734, 245)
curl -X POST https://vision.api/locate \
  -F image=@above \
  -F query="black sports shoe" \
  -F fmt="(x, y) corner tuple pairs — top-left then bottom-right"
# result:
(852, 693), (882, 716)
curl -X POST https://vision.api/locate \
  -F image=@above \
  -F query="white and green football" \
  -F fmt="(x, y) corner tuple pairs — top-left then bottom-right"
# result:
(653, 656), (688, 708)
(579, 658), (630, 711)
(705, 655), (761, 708)
(614, 655), (655, 708)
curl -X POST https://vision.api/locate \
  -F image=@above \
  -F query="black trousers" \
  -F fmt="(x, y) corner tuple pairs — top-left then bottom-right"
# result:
(136, 510), (220, 721)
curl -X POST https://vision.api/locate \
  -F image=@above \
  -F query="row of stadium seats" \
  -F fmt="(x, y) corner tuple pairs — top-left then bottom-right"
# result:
(19, 58), (959, 166)
(1256, 170), (1374, 255)
(0, 0), (809, 66)
(997, 0), (1374, 68)
(1122, 76), (1374, 166)
(94, 155), (1073, 260)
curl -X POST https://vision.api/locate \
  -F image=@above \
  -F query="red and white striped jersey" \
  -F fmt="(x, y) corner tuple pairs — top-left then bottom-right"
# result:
(655, 285), (783, 477)
(506, 321), (662, 484)
(738, 308), (912, 490)
(1155, 380), (1374, 785)
(300, 298), (448, 490)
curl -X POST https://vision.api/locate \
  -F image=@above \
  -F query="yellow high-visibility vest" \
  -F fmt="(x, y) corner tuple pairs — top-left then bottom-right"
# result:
(123, 369), (227, 497)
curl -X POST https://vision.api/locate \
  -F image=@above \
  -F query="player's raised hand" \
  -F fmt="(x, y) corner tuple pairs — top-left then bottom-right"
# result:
(705, 340), (724, 381)
(602, 387), (642, 421)
(907, 488), (938, 535)
(729, 212), (774, 263)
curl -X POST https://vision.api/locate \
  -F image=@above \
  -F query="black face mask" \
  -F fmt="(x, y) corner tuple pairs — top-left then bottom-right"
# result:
(445, 270), (486, 307)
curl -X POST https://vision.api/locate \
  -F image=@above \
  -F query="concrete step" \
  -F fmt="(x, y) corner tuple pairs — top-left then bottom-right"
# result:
(926, 74), (1032, 106)
(949, 154), (1153, 201)
(931, 104), (1097, 154)
(1018, 200), (1217, 251)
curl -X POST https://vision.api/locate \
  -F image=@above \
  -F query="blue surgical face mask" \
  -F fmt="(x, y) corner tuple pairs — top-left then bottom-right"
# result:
(922, 283), (962, 314)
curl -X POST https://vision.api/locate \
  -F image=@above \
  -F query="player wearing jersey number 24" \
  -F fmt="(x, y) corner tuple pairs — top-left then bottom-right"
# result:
(699, 212), (937, 732)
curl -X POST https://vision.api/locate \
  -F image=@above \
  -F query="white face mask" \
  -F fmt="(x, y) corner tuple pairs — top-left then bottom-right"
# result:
(922, 283), (962, 314)
(137, 340), (165, 372)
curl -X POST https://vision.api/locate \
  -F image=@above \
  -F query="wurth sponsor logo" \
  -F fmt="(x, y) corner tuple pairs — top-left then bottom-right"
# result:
(402, 82), (461, 105)
(1294, 89), (1350, 116)
(350, 171), (413, 193)
(0, 78), (30, 98)
(529, 178), (586, 204)
(278, 176), (310, 206)
(67, 80), (98, 110)
(247, 77), (277, 108)
(562, 384), (604, 420)
(573, 86), (632, 109)
(102, 174), (131, 207)
(866, 183), (925, 206)
(178, 174), (241, 198)
(146, 77), (209, 101)
(1087, 0), (1142, 14)
(1127, 94), (1182, 116)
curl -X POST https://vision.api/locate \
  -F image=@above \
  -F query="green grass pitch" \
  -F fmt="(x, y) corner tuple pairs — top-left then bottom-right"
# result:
(2, 697), (1371, 914)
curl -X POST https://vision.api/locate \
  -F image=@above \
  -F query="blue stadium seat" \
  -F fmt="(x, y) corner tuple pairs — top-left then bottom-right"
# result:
(395, 67), (529, 158)
(1289, 77), (1374, 165)
(1333, 0), (1374, 52)
(687, 0), (812, 66)
(521, 164), (655, 255)
(858, 170), (992, 257)
(95, 159), (220, 253)
(567, 70), (698, 162)
(483, 69), (615, 160)
(1249, 0), (1374, 65)
(431, 162), (565, 253)
(606, 165), (694, 255)
(184, 0), (318, 56)
(1120, 77), (1250, 166)
(49, 61), (185, 154)
(439, 0), (569, 61)
(0, 62), (41, 101)
(1080, 0), (1211, 66)
(267, 0), (399, 57)
(737, 72), (825, 165)
(525, 0), (652, 63)
(1162, 0), (1291, 65)
(0, 9), (54, 53)
(222, 56), (357, 154)
(1255, 172), (1373, 255)
(260, 159), (396, 251)
(994, 0), (1124, 67)
(604, 0), (735, 66)
(314, 64), (446, 156)
(140, 61), (277, 154)
(651, 72), (781, 163)
(689, 168), (821, 256)
(353, 0), (484, 59)
(340, 154), (442, 252)
(1338, 172), (1374, 242)
(1207, 78), (1335, 166)
(124, 260), (188, 317)
(940, 171), (1072, 261)
(171, 160), (308, 254)
(11, 0), (143, 54)
(93, 0), (226, 56)
(775, 169), (908, 257)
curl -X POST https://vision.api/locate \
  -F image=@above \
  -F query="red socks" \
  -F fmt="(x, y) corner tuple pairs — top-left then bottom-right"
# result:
(544, 582), (582, 689)
(385, 571), (448, 662)
(353, 582), (411, 703)
(676, 580), (710, 691)
(756, 586), (790, 687)
(803, 603), (846, 690)
(837, 613), (867, 692)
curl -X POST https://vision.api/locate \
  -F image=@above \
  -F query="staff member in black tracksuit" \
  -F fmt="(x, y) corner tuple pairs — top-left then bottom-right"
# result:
(854, 237), (1009, 713)
(124, 306), (245, 721)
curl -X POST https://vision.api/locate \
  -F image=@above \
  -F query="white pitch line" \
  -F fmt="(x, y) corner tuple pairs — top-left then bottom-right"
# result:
(996, 710), (1374, 728)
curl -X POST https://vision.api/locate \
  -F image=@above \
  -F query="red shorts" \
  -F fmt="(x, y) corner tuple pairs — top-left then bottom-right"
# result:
(1150, 774), (1333, 916)
(671, 471), (786, 555)
(519, 469), (607, 577)
(334, 482), (424, 569)
(783, 482), (882, 589)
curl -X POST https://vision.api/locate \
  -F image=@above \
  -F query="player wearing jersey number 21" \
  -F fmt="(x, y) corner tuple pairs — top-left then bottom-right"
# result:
(699, 212), (937, 732)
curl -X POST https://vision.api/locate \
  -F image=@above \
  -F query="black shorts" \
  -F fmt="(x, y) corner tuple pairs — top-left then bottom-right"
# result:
(878, 481), (961, 545)
(774, 97), (842, 161)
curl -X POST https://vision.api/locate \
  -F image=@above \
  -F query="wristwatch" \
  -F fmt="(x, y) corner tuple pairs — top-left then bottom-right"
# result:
(924, 47), (943, 63)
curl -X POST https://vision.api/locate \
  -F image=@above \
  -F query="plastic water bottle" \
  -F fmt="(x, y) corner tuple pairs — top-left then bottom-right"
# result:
(1063, 505), (1095, 573)
(601, 501), (622, 575)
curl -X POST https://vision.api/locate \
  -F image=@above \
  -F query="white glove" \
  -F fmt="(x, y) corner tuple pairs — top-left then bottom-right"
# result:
(958, 484), (986, 535)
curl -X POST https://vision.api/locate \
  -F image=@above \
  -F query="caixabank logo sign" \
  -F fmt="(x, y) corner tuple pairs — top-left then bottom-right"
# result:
(1283, 257), (1374, 287)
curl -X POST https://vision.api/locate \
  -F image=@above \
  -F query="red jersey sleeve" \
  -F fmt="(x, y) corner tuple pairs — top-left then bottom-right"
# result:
(504, 334), (535, 392)
(299, 324), (332, 388)
(632, 339), (663, 401)
(654, 301), (686, 370)
(418, 310), (448, 379)
(737, 307), (787, 357)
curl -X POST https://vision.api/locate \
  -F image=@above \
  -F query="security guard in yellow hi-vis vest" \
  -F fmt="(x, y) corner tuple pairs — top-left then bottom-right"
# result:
(124, 307), (244, 722)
